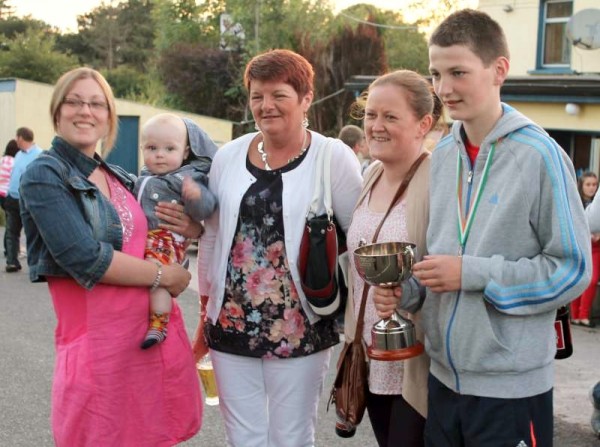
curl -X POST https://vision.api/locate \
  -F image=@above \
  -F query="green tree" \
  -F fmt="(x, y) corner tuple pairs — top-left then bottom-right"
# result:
(335, 4), (428, 74)
(224, 0), (333, 53)
(74, 0), (155, 71)
(77, 3), (121, 70)
(152, 0), (222, 51)
(151, 0), (335, 127)
(113, 0), (155, 71)
(0, 28), (77, 83)
(54, 32), (93, 66)
(407, 0), (470, 33)
(103, 65), (153, 99)
(302, 16), (388, 134)
(0, 16), (52, 39)
(157, 42), (244, 120)
(0, 0), (15, 20)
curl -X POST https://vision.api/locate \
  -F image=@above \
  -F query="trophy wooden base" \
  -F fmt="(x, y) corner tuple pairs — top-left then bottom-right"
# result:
(367, 342), (424, 361)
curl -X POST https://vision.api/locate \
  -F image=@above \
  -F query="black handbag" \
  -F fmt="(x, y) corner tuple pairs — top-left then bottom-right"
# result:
(298, 140), (348, 318)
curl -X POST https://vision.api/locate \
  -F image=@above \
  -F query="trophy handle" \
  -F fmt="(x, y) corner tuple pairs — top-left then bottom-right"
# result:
(399, 245), (415, 281)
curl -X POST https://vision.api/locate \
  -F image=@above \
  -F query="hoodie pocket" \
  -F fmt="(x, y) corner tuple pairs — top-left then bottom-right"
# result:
(452, 296), (519, 373)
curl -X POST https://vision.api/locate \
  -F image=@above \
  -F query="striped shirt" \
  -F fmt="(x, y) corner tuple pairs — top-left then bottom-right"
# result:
(0, 155), (14, 198)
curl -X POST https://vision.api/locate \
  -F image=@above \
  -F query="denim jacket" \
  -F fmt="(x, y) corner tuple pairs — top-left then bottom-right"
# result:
(20, 137), (135, 289)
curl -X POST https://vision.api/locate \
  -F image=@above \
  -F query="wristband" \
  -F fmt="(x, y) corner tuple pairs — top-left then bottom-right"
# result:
(150, 264), (163, 291)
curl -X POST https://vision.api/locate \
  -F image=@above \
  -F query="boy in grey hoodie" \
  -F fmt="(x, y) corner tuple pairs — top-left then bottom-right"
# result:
(373, 9), (591, 446)
(135, 114), (217, 349)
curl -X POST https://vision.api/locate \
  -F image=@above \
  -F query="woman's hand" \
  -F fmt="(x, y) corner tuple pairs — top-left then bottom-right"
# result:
(372, 286), (402, 319)
(159, 263), (192, 297)
(155, 201), (203, 239)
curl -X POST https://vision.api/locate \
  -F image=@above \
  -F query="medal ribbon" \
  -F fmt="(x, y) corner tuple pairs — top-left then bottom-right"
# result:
(456, 142), (496, 254)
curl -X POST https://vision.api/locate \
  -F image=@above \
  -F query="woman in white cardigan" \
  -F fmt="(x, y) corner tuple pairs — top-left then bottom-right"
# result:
(347, 70), (443, 447)
(194, 49), (363, 447)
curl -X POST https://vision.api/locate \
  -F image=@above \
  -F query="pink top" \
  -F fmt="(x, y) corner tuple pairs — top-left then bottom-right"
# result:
(47, 173), (202, 446)
(0, 155), (14, 197)
(347, 192), (409, 395)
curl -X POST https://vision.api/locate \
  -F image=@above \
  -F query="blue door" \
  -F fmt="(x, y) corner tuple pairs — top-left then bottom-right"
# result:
(107, 115), (139, 174)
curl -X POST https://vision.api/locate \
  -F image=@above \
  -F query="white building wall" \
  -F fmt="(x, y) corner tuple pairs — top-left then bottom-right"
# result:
(479, 0), (540, 76)
(1, 78), (233, 170)
(0, 88), (16, 149)
(508, 101), (600, 131)
(479, 0), (600, 75)
(14, 79), (56, 148)
(570, 0), (600, 73)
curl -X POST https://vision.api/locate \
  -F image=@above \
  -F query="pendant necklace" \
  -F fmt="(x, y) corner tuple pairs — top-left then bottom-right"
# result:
(257, 131), (308, 171)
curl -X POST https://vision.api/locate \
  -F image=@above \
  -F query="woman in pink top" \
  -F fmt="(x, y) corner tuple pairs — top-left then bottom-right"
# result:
(18, 67), (203, 446)
(346, 70), (443, 447)
(0, 139), (19, 257)
(0, 139), (18, 201)
(571, 171), (600, 327)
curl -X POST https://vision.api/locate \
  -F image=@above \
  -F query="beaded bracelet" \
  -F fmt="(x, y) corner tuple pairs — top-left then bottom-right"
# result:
(150, 264), (163, 291)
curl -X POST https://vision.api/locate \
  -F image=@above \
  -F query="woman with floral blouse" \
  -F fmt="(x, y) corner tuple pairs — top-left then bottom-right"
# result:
(194, 49), (363, 447)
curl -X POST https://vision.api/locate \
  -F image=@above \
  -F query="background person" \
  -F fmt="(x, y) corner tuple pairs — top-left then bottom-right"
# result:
(346, 69), (442, 447)
(338, 124), (371, 173)
(5, 127), (42, 272)
(0, 139), (19, 258)
(571, 171), (599, 327)
(135, 113), (217, 349)
(584, 171), (600, 441)
(19, 67), (202, 446)
(194, 49), (363, 447)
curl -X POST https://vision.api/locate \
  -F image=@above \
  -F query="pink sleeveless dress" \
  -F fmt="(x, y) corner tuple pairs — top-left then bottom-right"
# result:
(48, 173), (202, 446)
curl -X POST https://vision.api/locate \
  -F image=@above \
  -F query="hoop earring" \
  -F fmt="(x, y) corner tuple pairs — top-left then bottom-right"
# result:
(254, 122), (260, 132)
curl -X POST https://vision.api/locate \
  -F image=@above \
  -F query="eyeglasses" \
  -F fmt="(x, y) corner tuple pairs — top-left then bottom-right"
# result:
(62, 97), (109, 112)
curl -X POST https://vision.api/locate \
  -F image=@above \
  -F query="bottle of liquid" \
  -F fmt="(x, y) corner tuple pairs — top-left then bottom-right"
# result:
(554, 306), (573, 360)
(197, 353), (219, 405)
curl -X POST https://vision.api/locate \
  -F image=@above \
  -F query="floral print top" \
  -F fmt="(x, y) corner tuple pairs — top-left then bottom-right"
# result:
(206, 149), (339, 359)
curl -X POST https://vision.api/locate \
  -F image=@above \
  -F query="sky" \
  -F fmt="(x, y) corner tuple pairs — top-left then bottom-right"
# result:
(12, 0), (447, 33)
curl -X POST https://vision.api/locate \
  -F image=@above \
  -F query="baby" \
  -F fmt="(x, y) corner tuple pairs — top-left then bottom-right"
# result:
(135, 113), (217, 349)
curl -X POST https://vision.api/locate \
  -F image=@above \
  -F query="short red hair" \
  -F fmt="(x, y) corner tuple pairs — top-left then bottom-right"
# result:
(244, 49), (314, 97)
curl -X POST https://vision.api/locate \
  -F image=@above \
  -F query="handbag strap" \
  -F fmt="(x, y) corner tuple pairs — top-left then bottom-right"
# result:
(353, 151), (429, 345)
(307, 138), (334, 219)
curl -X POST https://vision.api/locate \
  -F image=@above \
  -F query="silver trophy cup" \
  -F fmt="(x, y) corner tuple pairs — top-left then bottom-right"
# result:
(353, 241), (424, 361)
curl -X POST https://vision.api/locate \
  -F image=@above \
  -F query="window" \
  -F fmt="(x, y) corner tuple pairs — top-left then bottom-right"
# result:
(541, 0), (573, 67)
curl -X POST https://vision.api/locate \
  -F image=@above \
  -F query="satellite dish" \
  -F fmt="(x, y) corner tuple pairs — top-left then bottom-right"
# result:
(566, 8), (600, 50)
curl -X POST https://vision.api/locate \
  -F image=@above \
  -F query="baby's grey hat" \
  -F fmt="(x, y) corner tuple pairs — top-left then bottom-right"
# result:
(182, 117), (218, 160)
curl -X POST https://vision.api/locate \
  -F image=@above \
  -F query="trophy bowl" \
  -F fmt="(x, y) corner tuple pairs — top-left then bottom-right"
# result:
(353, 241), (416, 287)
(353, 241), (424, 361)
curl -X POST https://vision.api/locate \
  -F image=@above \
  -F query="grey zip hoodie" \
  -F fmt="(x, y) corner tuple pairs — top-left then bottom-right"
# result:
(421, 103), (591, 399)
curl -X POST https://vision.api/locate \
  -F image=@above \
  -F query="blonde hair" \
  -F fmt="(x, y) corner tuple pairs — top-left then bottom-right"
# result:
(141, 113), (186, 143)
(50, 67), (118, 155)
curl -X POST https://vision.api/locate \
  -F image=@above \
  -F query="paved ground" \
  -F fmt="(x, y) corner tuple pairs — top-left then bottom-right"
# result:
(1, 230), (599, 446)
